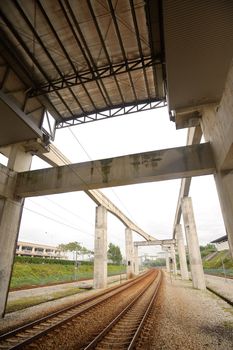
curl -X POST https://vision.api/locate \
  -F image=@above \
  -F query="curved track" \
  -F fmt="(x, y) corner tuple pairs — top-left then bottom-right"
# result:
(84, 270), (162, 349)
(0, 270), (160, 350)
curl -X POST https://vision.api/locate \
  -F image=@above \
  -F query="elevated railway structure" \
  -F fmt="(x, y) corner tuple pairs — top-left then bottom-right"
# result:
(0, 0), (233, 319)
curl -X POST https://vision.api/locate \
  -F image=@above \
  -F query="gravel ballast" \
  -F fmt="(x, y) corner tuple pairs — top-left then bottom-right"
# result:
(1, 272), (233, 349)
(147, 274), (233, 349)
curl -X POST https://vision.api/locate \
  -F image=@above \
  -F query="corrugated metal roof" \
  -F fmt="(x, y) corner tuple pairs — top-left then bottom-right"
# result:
(163, 0), (233, 112)
(0, 0), (165, 129)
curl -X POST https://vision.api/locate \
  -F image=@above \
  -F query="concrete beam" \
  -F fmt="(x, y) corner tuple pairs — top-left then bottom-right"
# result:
(33, 143), (156, 241)
(134, 239), (176, 247)
(0, 90), (43, 147)
(87, 189), (155, 240)
(15, 143), (215, 198)
(176, 110), (201, 130)
(174, 104), (217, 130)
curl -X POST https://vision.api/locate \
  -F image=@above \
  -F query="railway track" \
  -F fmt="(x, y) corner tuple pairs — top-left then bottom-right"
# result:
(83, 270), (162, 349)
(0, 270), (159, 350)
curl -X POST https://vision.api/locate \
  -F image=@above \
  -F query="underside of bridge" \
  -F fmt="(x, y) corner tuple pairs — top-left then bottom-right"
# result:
(1, 0), (233, 317)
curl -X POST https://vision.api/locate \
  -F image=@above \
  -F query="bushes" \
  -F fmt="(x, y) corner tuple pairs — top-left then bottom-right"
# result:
(203, 250), (233, 270)
(14, 256), (93, 265)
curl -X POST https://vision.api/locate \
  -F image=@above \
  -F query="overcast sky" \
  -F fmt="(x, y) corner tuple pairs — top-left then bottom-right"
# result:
(11, 106), (225, 258)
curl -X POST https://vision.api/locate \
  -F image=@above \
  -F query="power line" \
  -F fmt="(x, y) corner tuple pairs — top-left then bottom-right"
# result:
(67, 127), (141, 225)
(27, 198), (93, 230)
(44, 197), (94, 227)
(23, 205), (94, 237)
(26, 198), (125, 245)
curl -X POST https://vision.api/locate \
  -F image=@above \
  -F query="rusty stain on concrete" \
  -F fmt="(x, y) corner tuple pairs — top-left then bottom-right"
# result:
(101, 158), (112, 183)
(56, 166), (63, 181)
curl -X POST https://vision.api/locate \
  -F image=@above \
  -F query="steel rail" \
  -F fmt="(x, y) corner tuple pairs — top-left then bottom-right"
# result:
(0, 271), (153, 349)
(128, 270), (162, 349)
(84, 270), (162, 349)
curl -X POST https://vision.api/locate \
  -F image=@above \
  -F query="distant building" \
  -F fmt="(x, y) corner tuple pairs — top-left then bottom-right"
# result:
(16, 241), (67, 259)
(211, 235), (229, 251)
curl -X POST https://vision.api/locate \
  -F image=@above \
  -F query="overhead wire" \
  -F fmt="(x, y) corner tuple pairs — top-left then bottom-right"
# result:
(27, 198), (94, 231)
(44, 197), (94, 227)
(68, 127), (142, 226)
(29, 144), (129, 244)
(23, 205), (94, 237)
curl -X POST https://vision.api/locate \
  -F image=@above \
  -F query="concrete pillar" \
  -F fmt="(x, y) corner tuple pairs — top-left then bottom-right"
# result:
(170, 245), (177, 275)
(181, 197), (206, 290)
(125, 228), (134, 279)
(165, 249), (170, 272)
(0, 144), (32, 318)
(93, 205), (107, 289)
(200, 60), (233, 256)
(176, 224), (189, 280)
(133, 245), (139, 275)
(214, 173), (233, 255)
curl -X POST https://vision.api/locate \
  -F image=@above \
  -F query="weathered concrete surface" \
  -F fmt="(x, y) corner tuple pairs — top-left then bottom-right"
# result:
(34, 143), (156, 241)
(176, 224), (189, 280)
(15, 143), (215, 198)
(93, 206), (107, 289)
(164, 250), (170, 273)
(182, 197), (206, 290)
(134, 239), (175, 246)
(170, 245), (177, 275)
(0, 144), (32, 318)
(0, 198), (24, 318)
(172, 125), (203, 238)
(133, 245), (139, 275)
(201, 60), (233, 255)
(125, 228), (134, 279)
(0, 164), (17, 199)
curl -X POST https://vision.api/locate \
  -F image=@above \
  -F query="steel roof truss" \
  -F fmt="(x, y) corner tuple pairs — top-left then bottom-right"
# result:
(56, 99), (167, 128)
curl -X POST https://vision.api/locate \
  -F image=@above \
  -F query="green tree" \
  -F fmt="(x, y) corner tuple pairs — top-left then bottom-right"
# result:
(58, 242), (83, 263)
(108, 243), (122, 264)
(58, 242), (93, 262)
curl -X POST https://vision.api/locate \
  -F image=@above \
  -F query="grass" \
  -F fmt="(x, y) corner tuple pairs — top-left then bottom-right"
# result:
(10, 262), (126, 289)
(203, 250), (233, 270)
(6, 287), (82, 313)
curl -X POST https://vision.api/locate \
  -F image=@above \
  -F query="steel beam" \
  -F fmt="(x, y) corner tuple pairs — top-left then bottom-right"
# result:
(28, 57), (159, 97)
(56, 99), (166, 128)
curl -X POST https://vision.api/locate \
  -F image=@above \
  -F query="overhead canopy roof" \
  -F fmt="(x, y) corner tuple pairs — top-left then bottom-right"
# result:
(211, 235), (228, 244)
(0, 0), (233, 146)
(163, 0), (233, 113)
(0, 0), (165, 130)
